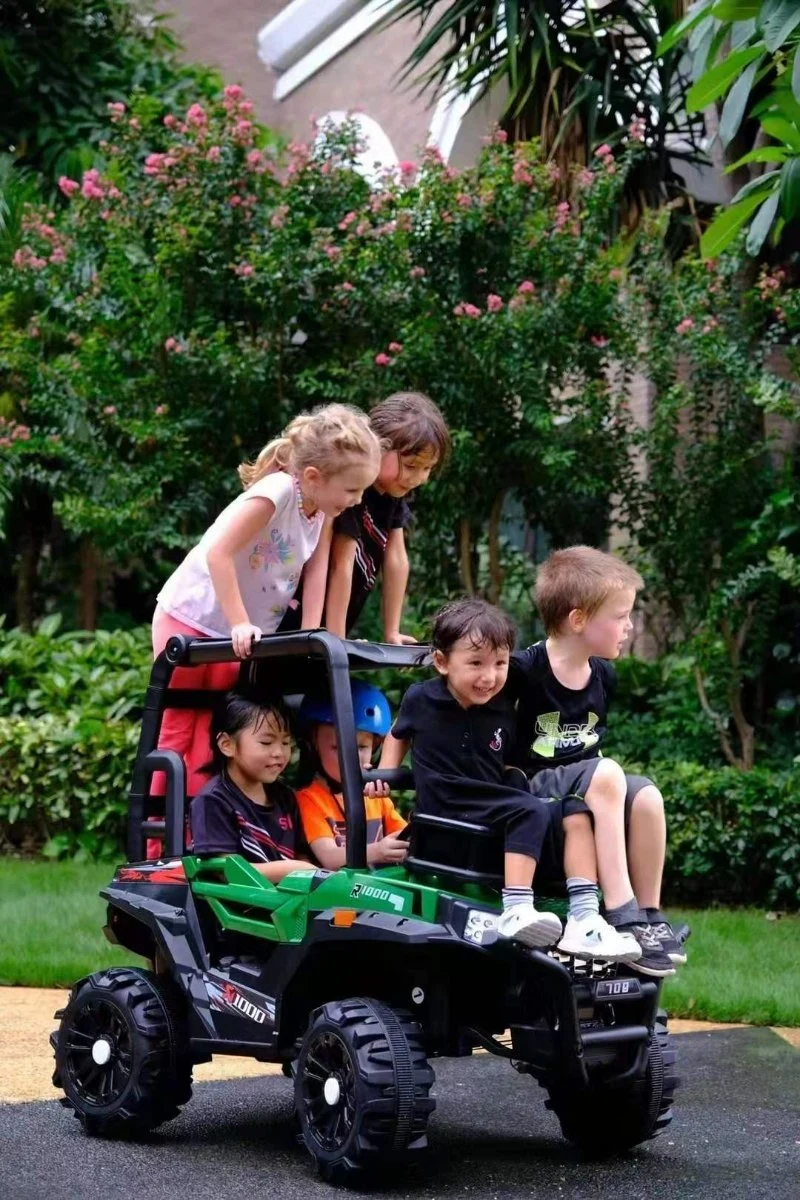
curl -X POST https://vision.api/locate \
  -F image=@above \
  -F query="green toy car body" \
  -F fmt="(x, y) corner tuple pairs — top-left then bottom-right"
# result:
(51, 631), (679, 1183)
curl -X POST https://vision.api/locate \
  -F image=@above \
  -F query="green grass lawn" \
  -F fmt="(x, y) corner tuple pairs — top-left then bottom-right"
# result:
(1, 861), (798, 1026)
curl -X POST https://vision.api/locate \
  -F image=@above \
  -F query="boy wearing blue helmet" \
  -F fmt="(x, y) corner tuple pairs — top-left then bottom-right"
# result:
(296, 681), (408, 870)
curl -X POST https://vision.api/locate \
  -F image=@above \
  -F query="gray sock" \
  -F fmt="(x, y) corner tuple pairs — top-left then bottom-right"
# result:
(605, 897), (642, 927)
(502, 886), (534, 911)
(567, 877), (599, 922)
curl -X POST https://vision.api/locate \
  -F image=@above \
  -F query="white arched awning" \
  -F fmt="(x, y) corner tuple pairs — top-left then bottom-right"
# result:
(315, 110), (399, 185)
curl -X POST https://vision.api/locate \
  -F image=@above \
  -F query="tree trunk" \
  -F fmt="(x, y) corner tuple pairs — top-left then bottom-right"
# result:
(78, 540), (100, 630)
(487, 491), (506, 605)
(15, 521), (44, 631)
(458, 518), (475, 595)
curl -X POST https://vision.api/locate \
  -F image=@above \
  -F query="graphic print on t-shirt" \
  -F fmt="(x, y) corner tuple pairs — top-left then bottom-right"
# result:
(489, 728), (503, 752)
(532, 711), (600, 759)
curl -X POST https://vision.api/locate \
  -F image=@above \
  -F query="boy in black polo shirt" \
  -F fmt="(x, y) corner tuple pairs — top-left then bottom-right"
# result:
(380, 599), (641, 961)
(507, 545), (682, 975)
(190, 692), (315, 882)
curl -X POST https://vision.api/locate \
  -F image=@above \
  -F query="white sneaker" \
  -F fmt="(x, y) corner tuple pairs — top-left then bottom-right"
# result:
(496, 904), (562, 948)
(557, 914), (642, 962)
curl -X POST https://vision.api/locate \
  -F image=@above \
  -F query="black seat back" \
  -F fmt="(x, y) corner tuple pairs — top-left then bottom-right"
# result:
(406, 812), (504, 888)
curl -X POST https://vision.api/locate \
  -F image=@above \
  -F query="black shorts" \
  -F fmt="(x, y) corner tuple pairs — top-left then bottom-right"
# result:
(511, 759), (655, 884)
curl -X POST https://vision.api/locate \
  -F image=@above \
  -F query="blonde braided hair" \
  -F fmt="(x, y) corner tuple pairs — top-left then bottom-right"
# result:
(238, 403), (381, 489)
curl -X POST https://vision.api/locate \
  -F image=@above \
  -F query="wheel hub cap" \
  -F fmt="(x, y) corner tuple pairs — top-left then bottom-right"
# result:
(323, 1076), (341, 1106)
(91, 1038), (113, 1066)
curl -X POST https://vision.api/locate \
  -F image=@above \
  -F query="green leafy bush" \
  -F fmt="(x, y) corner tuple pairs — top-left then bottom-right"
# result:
(0, 712), (137, 858)
(0, 616), (150, 719)
(654, 760), (800, 911)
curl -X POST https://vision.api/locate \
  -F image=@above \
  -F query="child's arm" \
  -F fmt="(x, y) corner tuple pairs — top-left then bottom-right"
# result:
(310, 834), (407, 870)
(379, 731), (410, 769)
(300, 518), (333, 630)
(205, 497), (275, 657)
(382, 528), (416, 645)
(324, 533), (357, 639)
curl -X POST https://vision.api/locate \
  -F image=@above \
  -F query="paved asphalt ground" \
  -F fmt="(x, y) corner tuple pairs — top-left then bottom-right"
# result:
(1, 1028), (798, 1200)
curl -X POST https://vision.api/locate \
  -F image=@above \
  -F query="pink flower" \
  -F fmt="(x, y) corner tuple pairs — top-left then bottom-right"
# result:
(629, 117), (646, 143)
(409, 266), (426, 279)
(107, 101), (126, 117)
(128, 118), (140, 131)
(609, 268), (623, 282)
(508, 295), (526, 312)
(702, 318), (719, 333)
(163, 114), (178, 129)
(58, 176), (79, 197)
(186, 103), (207, 128)
(206, 145), (222, 163)
(228, 195), (242, 207)
(154, 404), (169, 416)
(246, 149), (264, 171)
(339, 211), (357, 231)
(81, 168), (104, 200)
(224, 84), (244, 102)
(388, 342), (403, 353)
(233, 119), (254, 141)
(517, 280), (535, 294)
(576, 168), (594, 190)
(492, 128), (508, 143)
(164, 337), (178, 352)
(356, 221), (370, 236)
(595, 144), (612, 158)
(675, 318), (694, 335)
(454, 302), (481, 319)
(271, 205), (288, 229)
(486, 294), (503, 313)
(398, 160), (416, 180)
(590, 335), (609, 348)
(238, 100), (254, 115)
(0, 438), (11, 448)
(324, 244), (341, 260)
(375, 353), (392, 366)
(234, 262), (254, 277)
(456, 193), (472, 208)
(605, 162), (617, 175)
(341, 281), (355, 292)
(103, 405), (117, 415)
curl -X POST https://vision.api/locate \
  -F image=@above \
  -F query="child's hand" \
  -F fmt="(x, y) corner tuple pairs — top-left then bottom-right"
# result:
(231, 622), (262, 658)
(374, 833), (408, 864)
(364, 779), (392, 798)
(385, 631), (418, 646)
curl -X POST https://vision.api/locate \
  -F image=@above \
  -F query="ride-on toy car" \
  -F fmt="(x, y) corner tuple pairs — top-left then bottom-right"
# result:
(51, 631), (679, 1183)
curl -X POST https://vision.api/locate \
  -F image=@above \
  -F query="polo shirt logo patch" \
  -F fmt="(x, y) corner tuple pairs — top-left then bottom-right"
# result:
(532, 711), (600, 758)
(489, 728), (503, 752)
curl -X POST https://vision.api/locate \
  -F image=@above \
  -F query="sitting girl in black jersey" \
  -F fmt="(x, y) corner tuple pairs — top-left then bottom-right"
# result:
(189, 691), (316, 882)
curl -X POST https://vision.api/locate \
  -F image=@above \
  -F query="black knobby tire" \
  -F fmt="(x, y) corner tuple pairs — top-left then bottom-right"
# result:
(51, 966), (193, 1137)
(294, 996), (435, 1182)
(545, 1014), (679, 1156)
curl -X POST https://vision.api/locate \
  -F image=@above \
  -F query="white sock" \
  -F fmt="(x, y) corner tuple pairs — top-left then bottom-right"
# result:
(502, 886), (534, 911)
(567, 877), (600, 922)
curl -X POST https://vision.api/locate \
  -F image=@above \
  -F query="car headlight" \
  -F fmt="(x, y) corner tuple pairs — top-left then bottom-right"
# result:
(463, 908), (498, 946)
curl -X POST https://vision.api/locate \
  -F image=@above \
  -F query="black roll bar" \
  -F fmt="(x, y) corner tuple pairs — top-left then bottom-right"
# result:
(128, 630), (391, 870)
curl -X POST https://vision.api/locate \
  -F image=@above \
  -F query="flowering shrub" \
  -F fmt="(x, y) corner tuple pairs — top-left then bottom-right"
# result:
(1, 94), (646, 624)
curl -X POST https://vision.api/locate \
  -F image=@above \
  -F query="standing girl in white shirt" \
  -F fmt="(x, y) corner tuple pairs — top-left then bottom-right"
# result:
(152, 403), (381, 799)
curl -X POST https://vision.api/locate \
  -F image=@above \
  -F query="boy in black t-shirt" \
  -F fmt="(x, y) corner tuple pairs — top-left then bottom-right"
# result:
(381, 599), (641, 962)
(190, 692), (315, 882)
(280, 392), (450, 642)
(507, 545), (683, 973)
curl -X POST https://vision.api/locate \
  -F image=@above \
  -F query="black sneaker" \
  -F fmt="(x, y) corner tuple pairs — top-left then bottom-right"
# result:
(616, 922), (676, 977)
(649, 919), (687, 965)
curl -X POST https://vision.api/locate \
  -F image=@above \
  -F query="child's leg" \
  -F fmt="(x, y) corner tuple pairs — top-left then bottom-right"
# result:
(627, 779), (686, 964)
(557, 814), (641, 962)
(627, 781), (666, 910)
(582, 758), (638, 912)
(496, 797), (562, 947)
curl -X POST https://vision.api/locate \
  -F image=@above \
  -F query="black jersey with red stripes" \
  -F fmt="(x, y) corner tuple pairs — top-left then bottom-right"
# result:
(189, 771), (305, 864)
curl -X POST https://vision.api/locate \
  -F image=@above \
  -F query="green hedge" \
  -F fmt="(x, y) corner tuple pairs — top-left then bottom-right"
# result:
(649, 760), (800, 910)
(0, 713), (137, 859)
(0, 625), (797, 909)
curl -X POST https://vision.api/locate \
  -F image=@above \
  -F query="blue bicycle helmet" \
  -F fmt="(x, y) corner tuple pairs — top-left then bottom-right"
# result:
(298, 680), (393, 738)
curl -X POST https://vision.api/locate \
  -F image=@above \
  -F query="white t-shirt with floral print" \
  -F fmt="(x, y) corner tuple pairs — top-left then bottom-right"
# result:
(157, 471), (324, 637)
